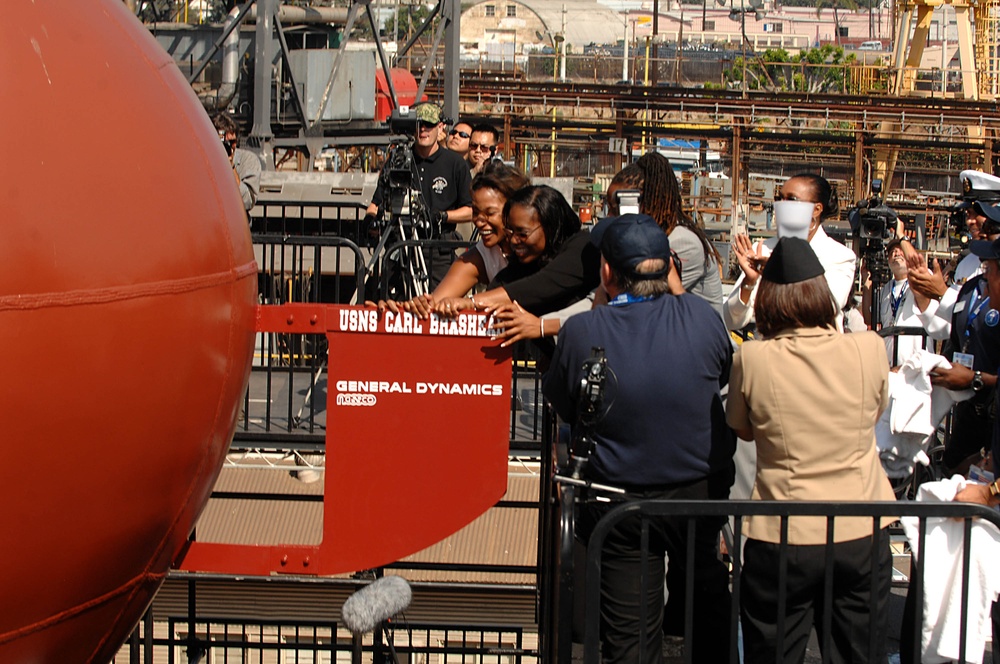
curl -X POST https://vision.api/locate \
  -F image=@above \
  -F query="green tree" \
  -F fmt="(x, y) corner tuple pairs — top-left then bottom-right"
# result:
(795, 43), (857, 92)
(725, 45), (856, 93)
(385, 5), (441, 41)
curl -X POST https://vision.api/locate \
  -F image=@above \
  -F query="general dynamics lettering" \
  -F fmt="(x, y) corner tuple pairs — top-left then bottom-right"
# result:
(335, 380), (504, 396)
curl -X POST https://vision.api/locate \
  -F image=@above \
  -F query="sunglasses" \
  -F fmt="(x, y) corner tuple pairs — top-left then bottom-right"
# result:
(470, 143), (496, 153)
(449, 130), (470, 139)
(418, 121), (438, 131)
(774, 193), (817, 203)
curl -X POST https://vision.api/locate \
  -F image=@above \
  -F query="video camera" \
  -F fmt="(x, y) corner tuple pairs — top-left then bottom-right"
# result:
(848, 179), (898, 289)
(378, 107), (436, 233)
(849, 179), (897, 243)
(565, 348), (608, 481)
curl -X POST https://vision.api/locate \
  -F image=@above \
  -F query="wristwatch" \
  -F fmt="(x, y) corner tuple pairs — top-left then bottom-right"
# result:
(972, 371), (985, 392)
(990, 480), (1000, 498)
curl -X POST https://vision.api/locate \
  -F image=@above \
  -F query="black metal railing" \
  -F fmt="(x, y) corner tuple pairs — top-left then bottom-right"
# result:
(250, 199), (367, 240)
(543, 492), (1000, 664)
(113, 611), (531, 664)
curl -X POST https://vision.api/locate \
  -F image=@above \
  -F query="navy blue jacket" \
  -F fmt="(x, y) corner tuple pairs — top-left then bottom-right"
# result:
(542, 293), (735, 487)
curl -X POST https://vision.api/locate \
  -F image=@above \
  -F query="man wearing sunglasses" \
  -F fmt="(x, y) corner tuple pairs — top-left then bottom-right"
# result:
(365, 102), (472, 288)
(468, 123), (499, 176)
(445, 121), (473, 159)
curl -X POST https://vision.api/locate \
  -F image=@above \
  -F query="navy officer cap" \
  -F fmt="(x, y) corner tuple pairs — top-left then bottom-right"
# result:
(961, 170), (1000, 201)
(762, 237), (824, 284)
(590, 213), (671, 279)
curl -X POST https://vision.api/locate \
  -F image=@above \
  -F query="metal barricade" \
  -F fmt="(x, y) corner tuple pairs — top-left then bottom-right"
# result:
(543, 481), (1000, 664)
(114, 608), (530, 664)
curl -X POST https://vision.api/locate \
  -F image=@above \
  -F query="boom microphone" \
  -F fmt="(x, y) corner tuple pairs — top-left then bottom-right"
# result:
(341, 575), (412, 635)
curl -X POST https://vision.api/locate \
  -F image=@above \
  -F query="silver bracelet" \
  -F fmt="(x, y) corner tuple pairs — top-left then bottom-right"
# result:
(539, 318), (545, 338)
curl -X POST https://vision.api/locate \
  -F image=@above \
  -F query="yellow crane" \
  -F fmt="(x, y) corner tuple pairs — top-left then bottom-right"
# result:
(873, 0), (998, 189)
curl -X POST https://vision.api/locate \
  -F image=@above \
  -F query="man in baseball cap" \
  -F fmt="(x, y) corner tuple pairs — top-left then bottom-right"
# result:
(590, 212), (672, 280)
(543, 212), (735, 662)
(364, 101), (472, 291)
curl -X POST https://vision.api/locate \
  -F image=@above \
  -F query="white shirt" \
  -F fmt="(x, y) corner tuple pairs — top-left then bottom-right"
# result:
(723, 225), (858, 331)
(953, 252), (983, 288)
(474, 240), (508, 283)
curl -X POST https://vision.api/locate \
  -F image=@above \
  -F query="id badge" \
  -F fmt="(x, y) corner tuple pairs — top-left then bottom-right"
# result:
(953, 352), (975, 369)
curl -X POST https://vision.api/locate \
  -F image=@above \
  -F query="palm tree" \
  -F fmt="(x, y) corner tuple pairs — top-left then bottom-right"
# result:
(815, 0), (860, 46)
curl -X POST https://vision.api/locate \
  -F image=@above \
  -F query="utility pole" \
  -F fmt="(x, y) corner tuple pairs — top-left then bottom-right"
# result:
(622, 18), (629, 82)
(651, 0), (659, 85)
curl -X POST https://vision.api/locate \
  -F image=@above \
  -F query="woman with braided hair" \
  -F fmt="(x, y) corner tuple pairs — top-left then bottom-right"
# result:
(605, 152), (724, 314)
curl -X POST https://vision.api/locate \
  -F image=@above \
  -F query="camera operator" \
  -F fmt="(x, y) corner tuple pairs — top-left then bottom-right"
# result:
(212, 112), (261, 212)
(906, 175), (1000, 329)
(365, 102), (472, 289)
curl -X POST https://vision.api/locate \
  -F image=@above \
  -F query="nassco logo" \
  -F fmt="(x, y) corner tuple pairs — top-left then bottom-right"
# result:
(336, 393), (377, 406)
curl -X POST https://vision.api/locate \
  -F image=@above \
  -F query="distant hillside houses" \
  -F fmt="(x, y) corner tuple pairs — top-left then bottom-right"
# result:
(458, 0), (959, 59)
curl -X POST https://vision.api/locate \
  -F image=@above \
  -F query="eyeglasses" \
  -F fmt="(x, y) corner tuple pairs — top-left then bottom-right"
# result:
(774, 193), (817, 203)
(470, 143), (496, 153)
(505, 224), (542, 241)
(449, 130), (470, 139)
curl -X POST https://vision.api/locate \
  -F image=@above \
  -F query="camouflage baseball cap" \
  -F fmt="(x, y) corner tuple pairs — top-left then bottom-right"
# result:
(413, 102), (442, 124)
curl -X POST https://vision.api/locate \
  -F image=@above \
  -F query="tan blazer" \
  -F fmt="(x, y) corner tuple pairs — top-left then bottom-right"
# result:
(727, 327), (896, 545)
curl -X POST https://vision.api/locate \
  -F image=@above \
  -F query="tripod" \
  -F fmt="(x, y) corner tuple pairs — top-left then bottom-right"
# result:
(364, 138), (439, 301)
(365, 201), (431, 300)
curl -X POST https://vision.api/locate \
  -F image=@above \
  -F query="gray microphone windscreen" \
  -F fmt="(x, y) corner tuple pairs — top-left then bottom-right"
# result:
(341, 576), (412, 635)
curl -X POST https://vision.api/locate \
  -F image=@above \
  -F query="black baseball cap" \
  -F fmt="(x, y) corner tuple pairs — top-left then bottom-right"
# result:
(590, 213), (671, 279)
(762, 237), (824, 284)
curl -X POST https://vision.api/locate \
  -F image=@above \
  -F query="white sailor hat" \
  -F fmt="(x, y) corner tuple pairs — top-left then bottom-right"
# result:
(960, 170), (1000, 200)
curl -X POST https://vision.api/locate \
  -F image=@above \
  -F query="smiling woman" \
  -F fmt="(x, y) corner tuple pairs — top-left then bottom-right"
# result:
(454, 184), (600, 317)
(375, 162), (530, 319)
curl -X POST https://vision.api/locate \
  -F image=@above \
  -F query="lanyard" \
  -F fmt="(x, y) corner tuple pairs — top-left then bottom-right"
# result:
(964, 287), (990, 348)
(608, 292), (659, 307)
(889, 282), (908, 320)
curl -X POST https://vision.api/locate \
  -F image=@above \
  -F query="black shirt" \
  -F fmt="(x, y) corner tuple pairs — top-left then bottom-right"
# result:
(372, 145), (472, 237)
(493, 230), (601, 316)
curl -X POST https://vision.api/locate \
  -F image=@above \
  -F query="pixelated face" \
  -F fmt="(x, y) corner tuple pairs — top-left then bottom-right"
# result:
(776, 178), (823, 225)
(968, 211), (985, 240)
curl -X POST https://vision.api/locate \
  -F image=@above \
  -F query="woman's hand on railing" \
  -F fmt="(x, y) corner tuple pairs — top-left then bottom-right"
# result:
(489, 301), (542, 348)
(404, 293), (436, 319)
(364, 299), (404, 315)
(434, 297), (476, 318)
